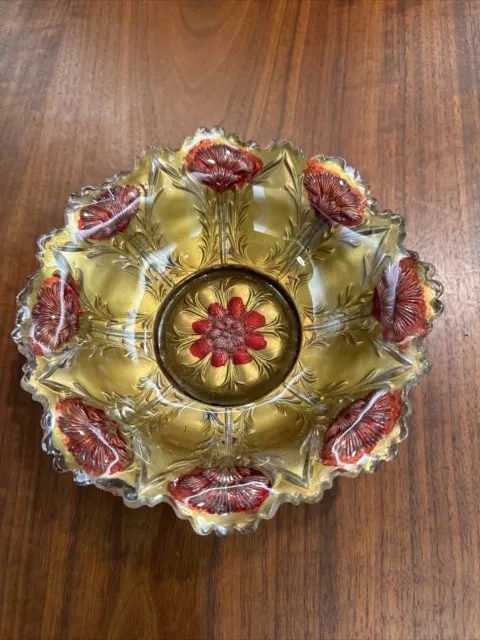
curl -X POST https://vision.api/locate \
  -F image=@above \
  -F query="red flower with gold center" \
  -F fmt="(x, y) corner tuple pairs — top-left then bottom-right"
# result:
(303, 159), (366, 226)
(189, 296), (267, 367)
(321, 390), (402, 467)
(185, 140), (263, 193)
(168, 467), (272, 515)
(30, 273), (82, 356)
(56, 398), (131, 476)
(372, 255), (427, 344)
(78, 185), (141, 240)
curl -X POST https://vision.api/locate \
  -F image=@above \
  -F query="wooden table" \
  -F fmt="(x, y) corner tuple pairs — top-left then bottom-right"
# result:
(1, 1), (479, 638)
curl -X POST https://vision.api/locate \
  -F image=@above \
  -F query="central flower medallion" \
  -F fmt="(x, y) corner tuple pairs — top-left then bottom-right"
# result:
(156, 268), (301, 406)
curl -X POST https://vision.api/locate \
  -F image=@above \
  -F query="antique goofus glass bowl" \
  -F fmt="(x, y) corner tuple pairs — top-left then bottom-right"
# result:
(13, 128), (443, 535)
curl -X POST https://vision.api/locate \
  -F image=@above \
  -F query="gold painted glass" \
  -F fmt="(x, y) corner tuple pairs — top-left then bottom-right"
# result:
(13, 128), (443, 535)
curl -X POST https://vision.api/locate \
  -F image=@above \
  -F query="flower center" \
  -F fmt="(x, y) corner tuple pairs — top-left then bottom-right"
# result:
(208, 315), (246, 353)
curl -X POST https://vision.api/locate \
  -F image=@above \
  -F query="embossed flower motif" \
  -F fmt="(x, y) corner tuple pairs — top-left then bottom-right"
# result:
(78, 185), (141, 240)
(321, 390), (402, 467)
(190, 296), (267, 367)
(372, 255), (428, 344)
(185, 140), (263, 193)
(168, 467), (272, 515)
(303, 159), (366, 226)
(30, 273), (82, 356)
(56, 398), (131, 476)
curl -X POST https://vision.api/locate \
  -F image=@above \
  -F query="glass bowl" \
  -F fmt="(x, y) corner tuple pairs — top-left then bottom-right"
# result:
(13, 128), (443, 535)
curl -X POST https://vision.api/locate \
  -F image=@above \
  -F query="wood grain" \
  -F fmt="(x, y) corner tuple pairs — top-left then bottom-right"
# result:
(1, 1), (479, 638)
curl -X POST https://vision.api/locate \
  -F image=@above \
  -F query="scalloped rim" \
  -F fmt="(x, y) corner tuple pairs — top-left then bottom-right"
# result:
(12, 126), (444, 536)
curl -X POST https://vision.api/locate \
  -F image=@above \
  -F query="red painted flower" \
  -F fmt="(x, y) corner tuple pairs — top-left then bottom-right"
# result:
(168, 467), (272, 515)
(56, 398), (131, 476)
(30, 273), (82, 356)
(372, 255), (427, 344)
(78, 185), (141, 240)
(190, 296), (267, 367)
(303, 159), (366, 226)
(321, 390), (402, 467)
(185, 140), (263, 193)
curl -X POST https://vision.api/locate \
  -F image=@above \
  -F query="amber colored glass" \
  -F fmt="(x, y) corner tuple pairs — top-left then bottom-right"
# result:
(13, 128), (443, 535)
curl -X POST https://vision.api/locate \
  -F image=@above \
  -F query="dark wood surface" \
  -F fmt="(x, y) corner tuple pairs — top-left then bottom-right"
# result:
(1, 1), (479, 638)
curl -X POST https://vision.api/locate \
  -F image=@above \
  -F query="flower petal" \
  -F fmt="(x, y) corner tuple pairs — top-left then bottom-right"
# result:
(245, 332), (267, 351)
(372, 255), (427, 343)
(244, 310), (266, 329)
(192, 319), (212, 335)
(30, 274), (82, 353)
(321, 390), (402, 467)
(303, 160), (365, 227)
(228, 296), (245, 317)
(168, 467), (272, 515)
(211, 350), (229, 367)
(78, 185), (140, 240)
(232, 348), (252, 365)
(189, 338), (212, 359)
(208, 302), (227, 317)
(120, 185), (142, 206)
(56, 398), (131, 476)
(185, 141), (263, 193)
(246, 153), (264, 181)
